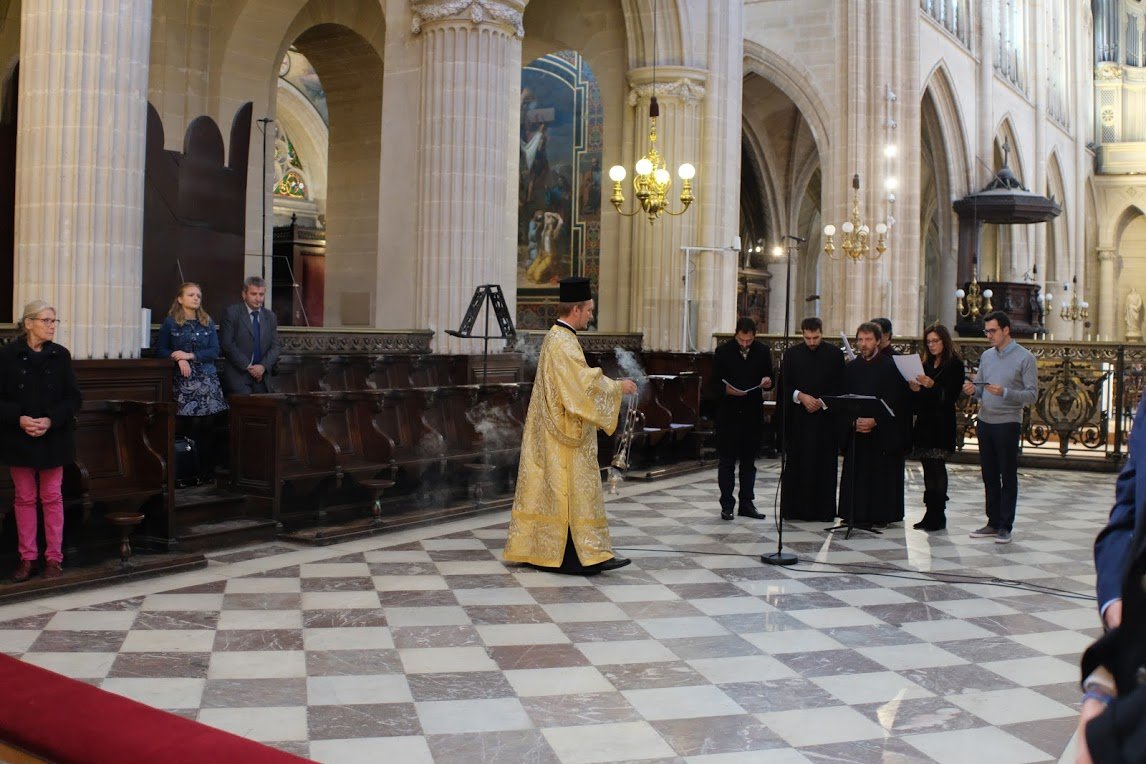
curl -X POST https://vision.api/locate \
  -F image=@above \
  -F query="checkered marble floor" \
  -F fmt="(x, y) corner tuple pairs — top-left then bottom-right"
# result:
(0, 461), (1112, 763)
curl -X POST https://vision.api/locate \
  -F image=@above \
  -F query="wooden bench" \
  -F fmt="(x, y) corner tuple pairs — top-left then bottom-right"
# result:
(68, 400), (173, 564)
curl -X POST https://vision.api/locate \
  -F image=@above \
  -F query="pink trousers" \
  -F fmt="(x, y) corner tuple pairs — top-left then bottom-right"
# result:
(10, 466), (64, 563)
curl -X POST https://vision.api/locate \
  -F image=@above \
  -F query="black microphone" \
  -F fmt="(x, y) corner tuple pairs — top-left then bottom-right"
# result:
(783, 234), (807, 243)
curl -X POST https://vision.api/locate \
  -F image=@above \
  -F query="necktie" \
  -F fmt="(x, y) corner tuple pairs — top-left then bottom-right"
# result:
(251, 310), (262, 365)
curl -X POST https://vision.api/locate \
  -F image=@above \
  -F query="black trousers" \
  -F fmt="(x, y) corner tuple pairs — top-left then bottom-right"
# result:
(717, 437), (758, 512)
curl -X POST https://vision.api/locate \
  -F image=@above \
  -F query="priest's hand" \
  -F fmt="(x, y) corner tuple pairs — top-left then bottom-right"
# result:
(621, 379), (638, 395)
(855, 417), (876, 433)
(797, 392), (823, 413)
(760, 376), (772, 390)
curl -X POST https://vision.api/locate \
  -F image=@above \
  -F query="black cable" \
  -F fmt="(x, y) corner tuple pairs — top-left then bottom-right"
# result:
(611, 544), (1096, 602)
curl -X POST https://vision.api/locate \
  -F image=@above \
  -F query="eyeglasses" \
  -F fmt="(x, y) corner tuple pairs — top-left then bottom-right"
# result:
(33, 318), (60, 326)
(983, 328), (1000, 336)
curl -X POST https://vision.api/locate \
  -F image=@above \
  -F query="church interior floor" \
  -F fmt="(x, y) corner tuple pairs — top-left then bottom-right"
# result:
(0, 461), (1109, 763)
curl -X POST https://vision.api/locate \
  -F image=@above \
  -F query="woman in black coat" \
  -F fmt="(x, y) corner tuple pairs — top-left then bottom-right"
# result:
(0, 300), (81, 581)
(907, 323), (964, 531)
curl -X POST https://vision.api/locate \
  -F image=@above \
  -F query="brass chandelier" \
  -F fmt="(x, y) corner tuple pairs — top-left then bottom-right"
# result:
(607, 0), (694, 224)
(822, 174), (887, 261)
(608, 97), (695, 223)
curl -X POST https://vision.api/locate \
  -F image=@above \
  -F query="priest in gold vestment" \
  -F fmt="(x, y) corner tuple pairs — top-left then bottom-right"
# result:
(504, 277), (639, 574)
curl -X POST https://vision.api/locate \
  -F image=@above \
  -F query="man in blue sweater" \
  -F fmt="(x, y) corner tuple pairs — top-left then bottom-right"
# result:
(961, 311), (1038, 544)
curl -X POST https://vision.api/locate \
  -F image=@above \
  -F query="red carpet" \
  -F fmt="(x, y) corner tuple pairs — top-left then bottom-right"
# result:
(0, 654), (312, 763)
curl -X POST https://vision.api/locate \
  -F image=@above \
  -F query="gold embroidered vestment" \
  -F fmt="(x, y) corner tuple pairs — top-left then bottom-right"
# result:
(503, 324), (623, 567)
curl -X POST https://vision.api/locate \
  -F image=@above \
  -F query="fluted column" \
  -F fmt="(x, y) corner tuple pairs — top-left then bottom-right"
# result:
(625, 68), (705, 351)
(1098, 248), (1116, 340)
(15, 0), (152, 358)
(411, 0), (524, 354)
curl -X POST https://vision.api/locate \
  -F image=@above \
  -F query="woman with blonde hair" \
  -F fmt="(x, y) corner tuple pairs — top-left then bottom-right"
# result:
(156, 282), (227, 484)
(0, 300), (81, 581)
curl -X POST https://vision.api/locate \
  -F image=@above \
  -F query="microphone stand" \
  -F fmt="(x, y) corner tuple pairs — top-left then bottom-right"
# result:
(762, 235), (801, 566)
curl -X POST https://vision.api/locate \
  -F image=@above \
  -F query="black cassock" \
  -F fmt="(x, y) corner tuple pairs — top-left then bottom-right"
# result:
(777, 342), (845, 521)
(837, 353), (909, 526)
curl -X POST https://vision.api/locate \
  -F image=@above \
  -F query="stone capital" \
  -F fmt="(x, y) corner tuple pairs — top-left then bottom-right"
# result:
(626, 67), (707, 106)
(1098, 248), (1117, 262)
(410, 0), (526, 38)
(1095, 62), (1123, 81)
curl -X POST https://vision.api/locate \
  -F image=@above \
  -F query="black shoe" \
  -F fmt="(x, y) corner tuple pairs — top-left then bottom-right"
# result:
(720, 510), (733, 521)
(737, 508), (767, 519)
(595, 557), (631, 572)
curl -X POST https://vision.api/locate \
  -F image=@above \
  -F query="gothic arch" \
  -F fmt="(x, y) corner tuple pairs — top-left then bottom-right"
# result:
(619, 0), (688, 69)
(1045, 151), (1070, 282)
(742, 41), (831, 159)
(921, 62), (972, 194)
(1112, 202), (1146, 245)
(993, 116), (1025, 181)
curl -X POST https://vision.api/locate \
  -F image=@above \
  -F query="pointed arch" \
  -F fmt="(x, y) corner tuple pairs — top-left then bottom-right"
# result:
(742, 41), (830, 159)
(1045, 151), (1070, 282)
(619, 0), (688, 69)
(993, 115), (1025, 182)
(921, 62), (973, 194)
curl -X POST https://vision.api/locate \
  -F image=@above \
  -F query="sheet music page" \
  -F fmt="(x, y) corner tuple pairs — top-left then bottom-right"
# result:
(892, 354), (926, 383)
(840, 332), (857, 361)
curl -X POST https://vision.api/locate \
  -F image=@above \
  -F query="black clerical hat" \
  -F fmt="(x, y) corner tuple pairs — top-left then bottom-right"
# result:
(559, 277), (592, 303)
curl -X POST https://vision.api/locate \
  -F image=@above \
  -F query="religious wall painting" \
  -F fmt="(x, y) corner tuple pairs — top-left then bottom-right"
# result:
(280, 48), (329, 125)
(517, 50), (603, 329)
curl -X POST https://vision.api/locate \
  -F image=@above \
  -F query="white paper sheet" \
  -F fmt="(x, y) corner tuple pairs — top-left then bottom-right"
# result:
(892, 354), (926, 383)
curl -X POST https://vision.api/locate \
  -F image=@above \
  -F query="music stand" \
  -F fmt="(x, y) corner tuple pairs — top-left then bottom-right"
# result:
(445, 285), (517, 384)
(821, 393), (894, 539)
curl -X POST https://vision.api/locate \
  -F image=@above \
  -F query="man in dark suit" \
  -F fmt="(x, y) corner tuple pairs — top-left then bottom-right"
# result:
(712, 317), (773, 520)
(1073, 394), (1146, 762)
(219, 276), (280, 394)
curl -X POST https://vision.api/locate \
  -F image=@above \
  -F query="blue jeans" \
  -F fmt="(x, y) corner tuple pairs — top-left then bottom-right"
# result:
(977, 421), (1021, 532)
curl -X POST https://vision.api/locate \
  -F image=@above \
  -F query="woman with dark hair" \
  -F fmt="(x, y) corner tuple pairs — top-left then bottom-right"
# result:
(908, 323), (965, 531)
(156, 282), (228, 484)
(0, 300), (81, 581)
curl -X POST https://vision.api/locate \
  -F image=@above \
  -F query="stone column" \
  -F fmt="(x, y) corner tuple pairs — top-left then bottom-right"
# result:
(625, 68), (706, 351)
(411, 0), (525, 354)
(15, 0), (152, 358)
(1098, 247), (1117, 340)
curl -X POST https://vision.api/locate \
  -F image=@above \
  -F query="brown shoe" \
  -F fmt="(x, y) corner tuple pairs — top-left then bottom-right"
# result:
(11, 559), (33, 583)
(42, 561), (63, 579)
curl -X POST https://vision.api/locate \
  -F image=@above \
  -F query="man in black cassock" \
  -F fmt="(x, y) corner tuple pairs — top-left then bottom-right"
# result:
(712, 317), (773, 520)
(837, 322), (909, 527)
(778, 316), (845, 521)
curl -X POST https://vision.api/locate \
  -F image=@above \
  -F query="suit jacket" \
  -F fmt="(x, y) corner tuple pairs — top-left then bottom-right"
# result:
(1095, 395), (1146, 611)
(218, 302), (280, 394)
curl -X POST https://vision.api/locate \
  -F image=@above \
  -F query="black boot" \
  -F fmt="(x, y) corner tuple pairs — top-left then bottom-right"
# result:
(914, 492), (946, 531)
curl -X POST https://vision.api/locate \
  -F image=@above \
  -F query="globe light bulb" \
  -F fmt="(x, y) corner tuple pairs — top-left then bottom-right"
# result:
(983, 289), (994, 299)
(823, 224), (836, 237)
(859, 224), (870, 235)
(653, 168), (671, 185)
(885, 177), (898, 191)
(955, 288), (966, 299)
(772, 246), (783, 259)
(875, 222), (888, 234)
(884, 144), (898, 158)
(635, 158), (653, 176)
(677, 163), (696, 180)
(608, 165), (626, 182)
(841, 222), (854, 234)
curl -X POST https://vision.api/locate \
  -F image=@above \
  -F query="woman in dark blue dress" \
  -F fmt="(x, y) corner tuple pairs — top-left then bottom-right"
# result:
(156, 282), (227, 484)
